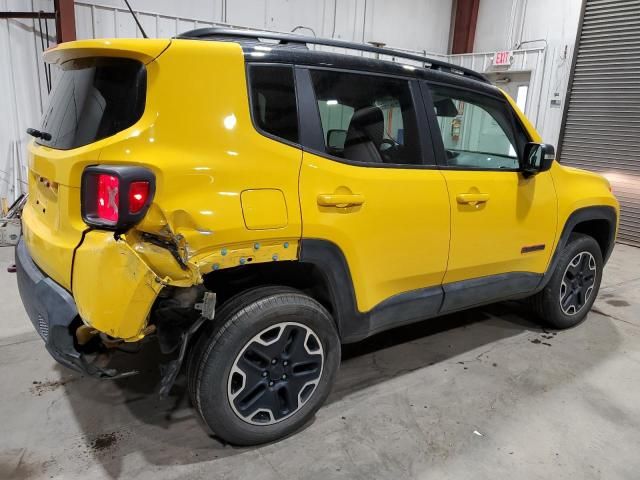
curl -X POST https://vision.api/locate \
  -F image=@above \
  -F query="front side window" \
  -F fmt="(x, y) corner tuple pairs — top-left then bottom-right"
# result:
(429, 84), (525, 170)
(248, 65), (299, 144)
(310, 70), (422, 165)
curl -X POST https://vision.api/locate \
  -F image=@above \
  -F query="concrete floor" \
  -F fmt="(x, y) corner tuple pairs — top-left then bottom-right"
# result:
(1, 244), (640, 480)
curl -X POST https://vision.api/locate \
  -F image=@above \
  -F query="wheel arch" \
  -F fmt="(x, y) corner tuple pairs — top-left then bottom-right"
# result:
(201, 253), (342, 332)
(571, 218), (614, 261)
(538, 205), (617, 291)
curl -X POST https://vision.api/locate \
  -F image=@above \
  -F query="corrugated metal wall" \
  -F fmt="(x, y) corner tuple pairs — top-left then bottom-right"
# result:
(559, 0), (640, 246)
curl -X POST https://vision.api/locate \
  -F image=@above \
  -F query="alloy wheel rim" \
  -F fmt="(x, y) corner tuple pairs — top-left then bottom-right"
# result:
(227, 322), (324, 425)
(559, 251), (597, 316)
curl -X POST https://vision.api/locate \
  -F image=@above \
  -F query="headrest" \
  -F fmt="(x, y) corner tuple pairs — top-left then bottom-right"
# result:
(433, 97), (459, 117)
(345, 106), (385, 147)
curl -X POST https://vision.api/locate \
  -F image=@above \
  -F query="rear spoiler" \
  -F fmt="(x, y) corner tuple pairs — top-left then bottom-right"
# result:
(43, 38), (171, 65)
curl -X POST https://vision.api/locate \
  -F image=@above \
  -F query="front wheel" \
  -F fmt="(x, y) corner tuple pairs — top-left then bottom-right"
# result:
(188, 286), (340, 446)
(529, 233), (603, 329)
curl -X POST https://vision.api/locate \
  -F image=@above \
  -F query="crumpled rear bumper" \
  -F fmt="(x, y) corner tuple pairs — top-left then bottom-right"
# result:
(15, 237), (134, 379)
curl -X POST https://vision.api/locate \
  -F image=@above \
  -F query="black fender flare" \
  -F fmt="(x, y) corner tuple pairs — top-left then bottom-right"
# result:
(298, 239), (363, 341)
(536, 205), (617, 291)
(299, 239), (443, 343)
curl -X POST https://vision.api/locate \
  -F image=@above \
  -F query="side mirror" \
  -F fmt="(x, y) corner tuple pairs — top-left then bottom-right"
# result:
(523, 143), (555, 176)
(327, 129), (347, 149)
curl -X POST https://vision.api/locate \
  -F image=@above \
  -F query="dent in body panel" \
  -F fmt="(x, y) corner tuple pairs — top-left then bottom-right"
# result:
(73, 213), (300, 341)
(73, 231), (164, 341)
(66, 39), (305, 340)
(129, 202), (299, 285)
(90, 38), (304, 284)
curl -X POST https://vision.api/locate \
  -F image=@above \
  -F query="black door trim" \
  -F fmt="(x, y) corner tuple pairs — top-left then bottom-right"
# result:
(294, 66), (326, 152)
(300, 239), (543, 343)
(440, 272), (541, 314)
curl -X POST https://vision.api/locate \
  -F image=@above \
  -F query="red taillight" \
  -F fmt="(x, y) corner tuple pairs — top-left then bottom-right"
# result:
(82, 165), (155, 231)
(129, 181), (150, 214)
(96, 174), (119, 222)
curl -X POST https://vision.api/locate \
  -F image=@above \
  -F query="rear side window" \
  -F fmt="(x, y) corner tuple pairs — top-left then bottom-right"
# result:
(248, 65), (299, 144)
(38, 57), (146, 150)
(309, 70), (421, 165)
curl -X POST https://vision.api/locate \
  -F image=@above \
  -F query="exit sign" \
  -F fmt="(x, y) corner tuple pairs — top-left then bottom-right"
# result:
(493, 50), (512, 66)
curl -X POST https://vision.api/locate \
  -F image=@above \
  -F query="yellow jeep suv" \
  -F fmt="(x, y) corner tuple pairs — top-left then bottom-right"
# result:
(15, 28), (618, 445)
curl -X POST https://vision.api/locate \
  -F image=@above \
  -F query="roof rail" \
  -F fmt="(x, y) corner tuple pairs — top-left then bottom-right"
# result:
(177, 27), (490, 84)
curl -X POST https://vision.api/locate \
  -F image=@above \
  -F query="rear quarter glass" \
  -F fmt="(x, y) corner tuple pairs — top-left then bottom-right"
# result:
(37, 57), (146, 150)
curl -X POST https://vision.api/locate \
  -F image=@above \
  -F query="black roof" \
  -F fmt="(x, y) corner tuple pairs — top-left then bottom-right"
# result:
(177, 27), (501, 97)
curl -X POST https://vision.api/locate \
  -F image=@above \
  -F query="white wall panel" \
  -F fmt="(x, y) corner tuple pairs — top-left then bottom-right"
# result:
(474, 0), (516, 52)
(93, 6), (118, 37)
(74, 2), (217, 40)
(226, 0), (269, 29)
(263, 0), (327, 37)
(473, 0), (583, 145)
(74, 0), (454, 52)
(74, 3), (95, 39)
(76, 0), (221, 23)
(368, 0), (452, 53)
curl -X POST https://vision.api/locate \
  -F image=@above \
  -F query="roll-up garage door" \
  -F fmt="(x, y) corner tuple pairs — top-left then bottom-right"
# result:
(558, 0), (640, 246)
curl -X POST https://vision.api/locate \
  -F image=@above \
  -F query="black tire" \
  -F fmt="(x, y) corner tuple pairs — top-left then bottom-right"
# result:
(529, 233), (603, 329)
(187, 286), (340, 446)
(185, 287), (293, 408)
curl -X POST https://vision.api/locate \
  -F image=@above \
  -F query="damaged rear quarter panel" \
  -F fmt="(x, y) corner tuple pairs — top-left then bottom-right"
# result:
(73, 231), (164, 340)
(92, 40), (303, 277)
(70, 41), (304, 339)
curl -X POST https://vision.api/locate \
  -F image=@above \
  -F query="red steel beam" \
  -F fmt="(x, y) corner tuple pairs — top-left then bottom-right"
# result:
(54, 0), (76, 43)
(451, 0), (480, 54)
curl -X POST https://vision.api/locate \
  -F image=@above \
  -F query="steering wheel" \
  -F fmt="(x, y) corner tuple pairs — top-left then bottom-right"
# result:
(379, 138), (398, 152)
(445, 149), (460, 160)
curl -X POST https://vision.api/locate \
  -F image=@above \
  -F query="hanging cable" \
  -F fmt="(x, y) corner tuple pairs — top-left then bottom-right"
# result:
(37, 11), (51, 93)
(291, 25), (316, 37)
(362, 0), (367, 44)
(331, 0), (337, 38)
(123, 0), (148, 38)
(43, 12), (52, 91)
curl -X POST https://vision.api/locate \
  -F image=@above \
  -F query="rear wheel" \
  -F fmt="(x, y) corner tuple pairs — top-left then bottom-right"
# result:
(529, 233), (603, 329)
(188, 286), (340, 445)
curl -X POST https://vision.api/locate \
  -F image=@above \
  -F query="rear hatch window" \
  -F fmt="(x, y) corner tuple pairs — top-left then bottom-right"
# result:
(38, 57), (146, 150)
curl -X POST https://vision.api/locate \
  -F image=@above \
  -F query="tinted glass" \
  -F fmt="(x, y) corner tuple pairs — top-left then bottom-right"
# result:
(38, 57), (146, 150)
(429, 84), (525, 170)
(249, 65), (299, 143)
(310, 70), (421, 165)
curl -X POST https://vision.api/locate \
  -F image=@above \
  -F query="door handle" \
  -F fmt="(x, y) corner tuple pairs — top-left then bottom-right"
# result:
(317, 193), (365, 207)
(456, 193), (490, 205)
